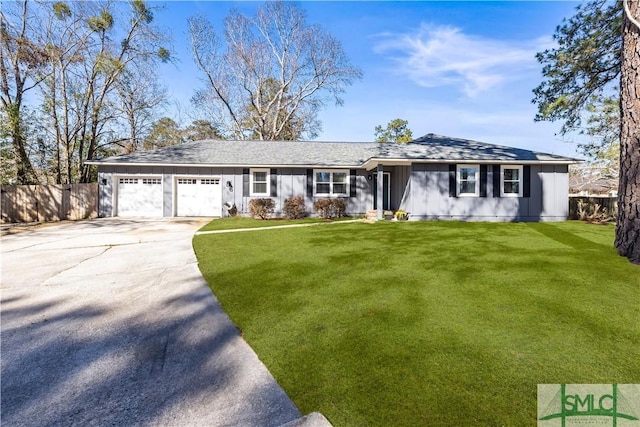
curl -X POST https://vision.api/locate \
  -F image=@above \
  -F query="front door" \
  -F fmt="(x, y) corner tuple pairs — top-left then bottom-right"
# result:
(373, 172), (391, 210)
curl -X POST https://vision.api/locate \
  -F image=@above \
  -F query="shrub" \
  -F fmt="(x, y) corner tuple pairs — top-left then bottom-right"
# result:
(283, 196), (307, 219)
(577, 199), (613, 223)
(249, 198), (275, 219)
(313, 198), (346, 219)
(394, 209), (408, 220)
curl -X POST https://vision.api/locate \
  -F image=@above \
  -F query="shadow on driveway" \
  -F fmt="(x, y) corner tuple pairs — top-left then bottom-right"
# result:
(1, 218), (301, 426)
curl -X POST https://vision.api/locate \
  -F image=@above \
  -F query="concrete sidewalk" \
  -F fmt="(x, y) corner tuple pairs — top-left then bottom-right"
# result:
(1, 218), (322, 426)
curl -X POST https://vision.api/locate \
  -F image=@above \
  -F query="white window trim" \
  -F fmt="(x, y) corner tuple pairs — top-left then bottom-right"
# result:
(500, 165), (523, 197)
(456, 164), (479, 197)
(250, 168), (270, 197)
(313, 169), (350, 197)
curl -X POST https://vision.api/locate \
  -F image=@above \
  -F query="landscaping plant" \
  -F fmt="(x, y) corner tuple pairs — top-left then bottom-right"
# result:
(248, 198), (275, 219)
(283, 196), (307, 219)
(312, 198), (346, 219)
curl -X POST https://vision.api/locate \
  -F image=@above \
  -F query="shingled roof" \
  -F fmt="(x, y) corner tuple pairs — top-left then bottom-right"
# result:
(87, 134), (578, 167)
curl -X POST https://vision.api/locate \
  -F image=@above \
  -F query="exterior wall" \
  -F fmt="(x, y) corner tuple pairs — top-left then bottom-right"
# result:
(391, 166), (411, 210)
(97, 165), (371, 217)
(236, 168), (370, 216)
(540, 165), (569, 219)
(362, 166), (411, 212)
(407, 163), (569, 221)
(99, 165), (229, 217)
(97, 163), (569, 221)
(98, 171), (113, 217)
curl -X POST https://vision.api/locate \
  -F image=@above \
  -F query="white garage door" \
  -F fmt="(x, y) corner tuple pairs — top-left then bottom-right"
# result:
(176, 177), (222, 217)
(117, 176), (163, 217)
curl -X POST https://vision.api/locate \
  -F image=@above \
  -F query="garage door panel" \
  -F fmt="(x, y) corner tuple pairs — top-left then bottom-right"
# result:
(176, 178), (221, 217)
(117, 177), (163, 217)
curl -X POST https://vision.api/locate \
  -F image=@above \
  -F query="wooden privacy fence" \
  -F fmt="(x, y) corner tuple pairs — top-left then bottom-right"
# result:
(569, 196), (618, 220)
(1, 184), (98, 223)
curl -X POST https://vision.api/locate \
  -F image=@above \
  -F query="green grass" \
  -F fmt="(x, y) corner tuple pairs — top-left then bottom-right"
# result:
(193, 220), (640, 426)
(197, 216), (357, 232)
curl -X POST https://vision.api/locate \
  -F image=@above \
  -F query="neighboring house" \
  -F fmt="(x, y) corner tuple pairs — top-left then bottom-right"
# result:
(86, 133), (579, 221)
(569, 176), (618, 197)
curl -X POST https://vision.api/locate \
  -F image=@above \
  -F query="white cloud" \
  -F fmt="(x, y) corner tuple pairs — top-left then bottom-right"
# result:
(373, 24), (554, 97)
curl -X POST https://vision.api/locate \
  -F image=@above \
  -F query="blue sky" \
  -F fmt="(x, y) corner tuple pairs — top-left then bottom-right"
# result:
(154, 1), (584, 157)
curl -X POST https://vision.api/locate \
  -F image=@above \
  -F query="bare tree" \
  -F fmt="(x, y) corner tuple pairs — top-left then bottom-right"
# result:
(38, 0), (170, 183)
(113, 64), (168, 153)
(39, 1), (92, 184)
(188, 1), (362, 141)
(0, 1), (46, 184)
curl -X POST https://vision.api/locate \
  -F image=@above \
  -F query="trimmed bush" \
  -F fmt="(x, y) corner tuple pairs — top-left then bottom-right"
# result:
(249, 198), (275, 219)
(313, 198), (346, 219)
(283, 196), (307, 219)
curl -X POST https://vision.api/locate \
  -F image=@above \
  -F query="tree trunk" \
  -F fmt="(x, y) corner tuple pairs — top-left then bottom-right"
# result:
(8, 104), (37, 184)
(617, 0), (640, 264)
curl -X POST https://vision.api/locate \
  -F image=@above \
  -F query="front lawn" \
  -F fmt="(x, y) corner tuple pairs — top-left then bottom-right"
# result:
(198, 216), (356, 232)
(193, 220), (640, 426)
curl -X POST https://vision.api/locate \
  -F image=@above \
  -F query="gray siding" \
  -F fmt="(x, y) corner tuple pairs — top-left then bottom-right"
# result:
(392, 166), (411, 210)
(407, 163), (568, 221)
(347, 170), (369, 213)
(96, 163), (569, 221)
(97, 171), (113, 217)
(361, 166), (410, 212)
(540, 165), (569, 220)
(97, 166), (371, 218)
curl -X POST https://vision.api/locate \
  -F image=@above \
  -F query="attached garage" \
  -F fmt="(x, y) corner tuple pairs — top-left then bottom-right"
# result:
(175, 177), (222, 217)
(116, 176), (163, 217)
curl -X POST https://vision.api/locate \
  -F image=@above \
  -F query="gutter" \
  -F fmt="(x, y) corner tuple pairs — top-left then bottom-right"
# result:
(86, 157), (582, 169)
(84, 161), (366, 169)
(361, 158), (581, 170)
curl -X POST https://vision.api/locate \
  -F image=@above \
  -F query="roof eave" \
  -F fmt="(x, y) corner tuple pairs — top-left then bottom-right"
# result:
(362, 158), (580, 170)
(87, 157), (581, 169)
(85, 161), (366, 169)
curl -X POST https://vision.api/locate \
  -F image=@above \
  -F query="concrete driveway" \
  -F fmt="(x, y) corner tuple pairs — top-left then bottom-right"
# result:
(1, 218), (302, 426)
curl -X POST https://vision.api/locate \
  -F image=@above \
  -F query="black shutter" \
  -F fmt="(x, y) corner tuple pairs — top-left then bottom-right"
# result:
(270, 168), (277, 197)
(493, 165), (501, 197)
(480, 165), (487, 197)
(350, 169), (357, 197)
(243, 168), (249, 196)
(523, 165), (531, 198)
(306, 169), (313, 197)
(449, 164), (456, 198)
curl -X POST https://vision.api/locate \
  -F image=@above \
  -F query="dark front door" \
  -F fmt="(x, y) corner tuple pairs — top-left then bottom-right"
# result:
(373, 172), (391, 210)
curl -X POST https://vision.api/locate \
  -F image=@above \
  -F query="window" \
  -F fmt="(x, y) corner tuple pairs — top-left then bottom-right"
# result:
(177, 178), (197, 185)
(314, 169), (349, 196)
(501, 165), (523, 197)
(201, 178), (220, 185)
(142, 178), (161, 185)
(457, 165), (479, 196)
(120, 178), (138, 185)
(250, 168), (270, 196)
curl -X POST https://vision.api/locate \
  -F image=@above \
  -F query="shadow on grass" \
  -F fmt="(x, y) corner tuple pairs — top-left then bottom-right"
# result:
(527, 222), (611, 250)
(194, 221), (640, 426)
